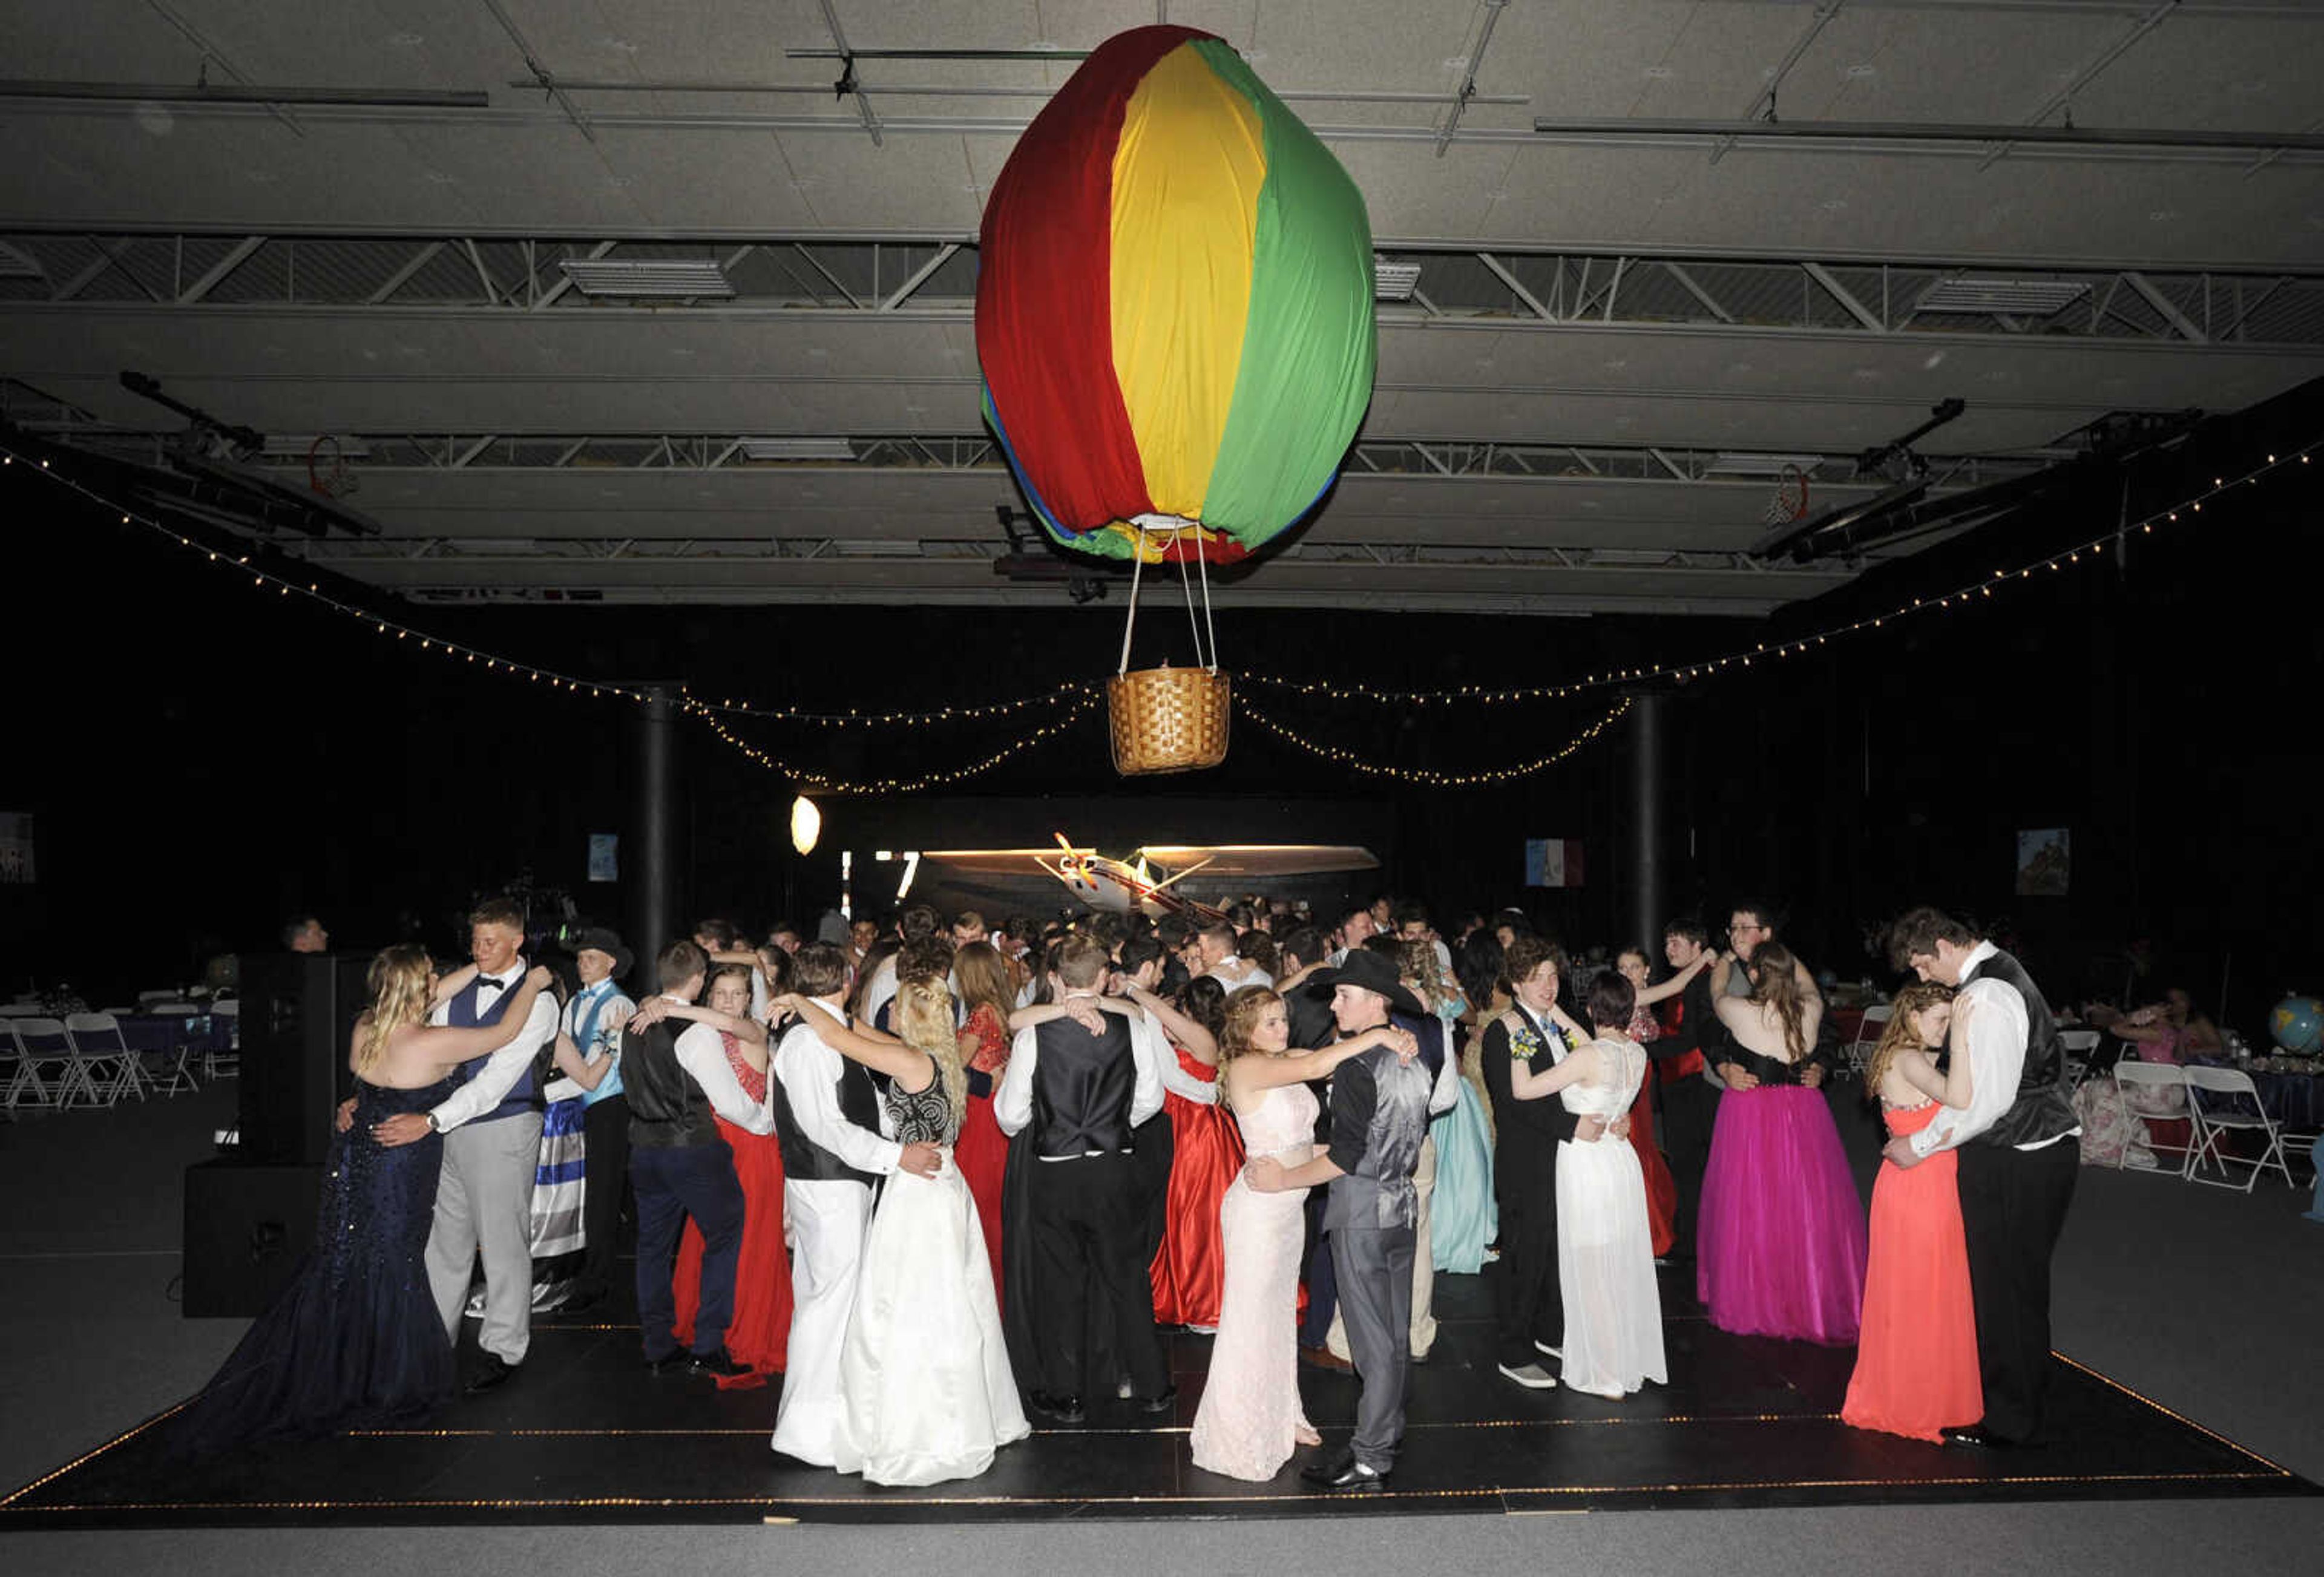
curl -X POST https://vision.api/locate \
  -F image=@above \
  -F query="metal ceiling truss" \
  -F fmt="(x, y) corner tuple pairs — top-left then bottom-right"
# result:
(16, 423), (2046, 496)
(289, 533), (1853, 586)
(6, 232), (2322, 349)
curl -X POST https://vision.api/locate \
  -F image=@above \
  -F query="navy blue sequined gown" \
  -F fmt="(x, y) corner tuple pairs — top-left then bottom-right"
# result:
(166, 1077), (456, 1454)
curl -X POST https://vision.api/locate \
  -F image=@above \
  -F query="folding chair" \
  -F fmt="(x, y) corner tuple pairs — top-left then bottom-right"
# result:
(13, 1017), (88, 1107)
(142, 1002), (206, 1095)
(2184, 1064), (2297, 1192)
(1, 1020), (36, 1110)
(203, 998), (240, 1080)
(1843, 1003), (1891, 1073)
(63, 1012), (142, 1104)
(2059, 1028), (2101, 1087)
(2111, 1062), (2196, 1178)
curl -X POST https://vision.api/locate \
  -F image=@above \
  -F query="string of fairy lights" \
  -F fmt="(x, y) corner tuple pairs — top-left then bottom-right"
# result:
(682, 683), (1104, 794)
(1, 445), (649, 704)
(7, 431), (2312, 792)
(1241, 695), (1635, 787)
(683, 682), (1090, 724)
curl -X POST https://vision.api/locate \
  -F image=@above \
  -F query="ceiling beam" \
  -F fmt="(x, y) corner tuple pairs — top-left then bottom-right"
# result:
(2122, 271), (2210, 343)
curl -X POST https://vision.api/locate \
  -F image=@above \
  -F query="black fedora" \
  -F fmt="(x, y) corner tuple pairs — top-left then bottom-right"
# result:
(570, 926), (634, 979)
(1311, 948), (1426, 1021)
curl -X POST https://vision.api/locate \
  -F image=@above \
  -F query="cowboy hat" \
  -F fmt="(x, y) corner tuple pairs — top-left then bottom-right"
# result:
(1310, 947), (1426, 1021)
(569, 926), (634, 979)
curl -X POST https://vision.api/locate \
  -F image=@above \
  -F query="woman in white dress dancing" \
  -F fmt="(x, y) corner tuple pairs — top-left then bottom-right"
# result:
(1189, 986), (1416, 1481)
(774, 976), (1029, 1485)
(1505, 970), (1666, 1399)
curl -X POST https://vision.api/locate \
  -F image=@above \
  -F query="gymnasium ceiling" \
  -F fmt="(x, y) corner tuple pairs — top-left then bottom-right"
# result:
(3, 0), (2322, 615)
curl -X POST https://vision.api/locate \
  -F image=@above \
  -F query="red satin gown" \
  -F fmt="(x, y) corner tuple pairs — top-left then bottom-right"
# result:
(952, 1002), (1012, 1307)
(671, 1032), (789, 1385)
(1625, 1008), (1679, 1257)
(1149, 1044), (1244, 1329)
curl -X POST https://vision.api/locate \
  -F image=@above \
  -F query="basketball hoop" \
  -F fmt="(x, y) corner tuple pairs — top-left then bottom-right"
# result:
(308, 434), (356, 499)
(1762, 463), (1808, 527)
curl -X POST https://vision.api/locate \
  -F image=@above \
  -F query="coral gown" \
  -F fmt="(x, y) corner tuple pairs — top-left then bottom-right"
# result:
(672, 1032), (790, 1383)
(1150, 1045), (1244, 1328)
(951, 1002), (1012, 1307)
(1842, 1102), (1982, 1441)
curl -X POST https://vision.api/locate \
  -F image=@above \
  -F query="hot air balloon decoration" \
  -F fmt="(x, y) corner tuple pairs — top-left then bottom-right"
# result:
(977, 25), (1379, 773)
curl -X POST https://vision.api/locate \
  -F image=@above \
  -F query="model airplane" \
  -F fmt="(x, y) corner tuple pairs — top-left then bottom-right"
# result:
(917, 836), (1379, 922)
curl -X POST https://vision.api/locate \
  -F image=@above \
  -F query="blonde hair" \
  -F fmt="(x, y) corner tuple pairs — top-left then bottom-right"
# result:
(1218, 985), (1284, 1115)
(1863, 982), (1954, 1100)
(897, 977), (966, 1139)
(358, 945), (435, 1077)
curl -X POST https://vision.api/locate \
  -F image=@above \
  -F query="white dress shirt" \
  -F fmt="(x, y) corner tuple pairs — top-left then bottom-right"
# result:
(860, 955), (899, 1032)
(671, 1014), (775, 1135)
(775, 998), (902, 1176)
(1910, 940), (2079, 1156)
(994, 995), (1169, 1150)
(427, 965), (561, 1132)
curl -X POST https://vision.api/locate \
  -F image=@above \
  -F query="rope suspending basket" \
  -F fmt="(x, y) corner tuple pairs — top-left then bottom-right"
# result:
(1108, 517), (1230, 776)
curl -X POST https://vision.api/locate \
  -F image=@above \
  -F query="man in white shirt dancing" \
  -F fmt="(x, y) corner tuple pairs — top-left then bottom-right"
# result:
(769, 943), (941, 1464)
(1883, 906), (2081, 1448)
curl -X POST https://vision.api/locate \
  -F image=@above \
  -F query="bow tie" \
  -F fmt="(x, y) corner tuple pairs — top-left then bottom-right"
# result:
(478, 973), (520, 994)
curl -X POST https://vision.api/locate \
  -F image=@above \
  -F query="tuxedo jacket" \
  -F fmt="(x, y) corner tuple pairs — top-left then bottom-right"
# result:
(1479, 1003), (1581, 1184)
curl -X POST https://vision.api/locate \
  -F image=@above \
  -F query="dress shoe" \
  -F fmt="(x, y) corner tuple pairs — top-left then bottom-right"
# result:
(1533, 1340), (1564, 1360)
(1027, 1389), (1086, 1424)
(1299, 1345), (1353, 1373)
(1299, 1452), (1389, 1493)
(644, 1350), (691, 1375)
(1943, 1425), (2018, 1450)
(1134, 1383), (1179, 1417)
(464, 1354), (519, 1394)
(1497, 1362), (1557, 1390)
(691, 1347), (750, 1379)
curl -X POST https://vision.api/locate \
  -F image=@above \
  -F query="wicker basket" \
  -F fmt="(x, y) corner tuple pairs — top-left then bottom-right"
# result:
(1106, 664), (1230, 776)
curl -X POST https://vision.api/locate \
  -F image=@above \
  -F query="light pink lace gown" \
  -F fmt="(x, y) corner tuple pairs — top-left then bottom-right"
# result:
(1189, 1080), (1319, 1482)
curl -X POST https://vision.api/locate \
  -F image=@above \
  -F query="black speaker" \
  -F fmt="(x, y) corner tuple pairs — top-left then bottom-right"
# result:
(236, 952), (370, 1164)
(182, 1157), (323, 1317)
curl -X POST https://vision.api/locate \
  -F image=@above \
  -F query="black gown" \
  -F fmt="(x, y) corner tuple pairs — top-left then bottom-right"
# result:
(163, 1077), (457, 1455)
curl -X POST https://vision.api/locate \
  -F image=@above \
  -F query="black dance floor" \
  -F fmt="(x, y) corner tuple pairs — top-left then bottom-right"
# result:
(2, 1271), (2309, 1527)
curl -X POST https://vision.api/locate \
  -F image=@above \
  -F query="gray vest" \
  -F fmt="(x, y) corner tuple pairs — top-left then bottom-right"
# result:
(1321, 1044), (1434, 1232)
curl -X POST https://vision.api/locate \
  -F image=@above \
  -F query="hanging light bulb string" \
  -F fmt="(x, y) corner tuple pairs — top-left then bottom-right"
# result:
(1235, 437), (2318, 704)
(684, 684), (1103, 795)
(1239, 696), (1634, 788)
(10, 433), (2309, 746)
(683, 680), (1097, 727)
(1, 442), (649, 704)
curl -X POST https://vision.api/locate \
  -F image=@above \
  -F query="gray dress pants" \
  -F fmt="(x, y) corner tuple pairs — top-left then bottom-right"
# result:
(1331, 1223), (1416, 1473)
(425, 1112), (543, 1366)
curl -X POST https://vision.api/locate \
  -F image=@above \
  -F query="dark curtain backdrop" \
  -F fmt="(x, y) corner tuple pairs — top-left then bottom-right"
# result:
(5, 413), (2318, 1031)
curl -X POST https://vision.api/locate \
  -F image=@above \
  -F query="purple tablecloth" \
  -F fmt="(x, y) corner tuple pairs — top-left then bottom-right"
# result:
(113, 1013), (227, 1060)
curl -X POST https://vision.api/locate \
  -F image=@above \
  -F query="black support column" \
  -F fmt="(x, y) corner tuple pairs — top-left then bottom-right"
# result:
(1627, 689), (1666, 956)
(626, 682), (681, 995)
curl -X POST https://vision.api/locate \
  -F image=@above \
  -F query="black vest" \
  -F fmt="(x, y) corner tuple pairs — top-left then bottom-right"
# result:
(1029, 1013), (1136, 1157)
(1968, 947), (2079, 1149)
(620, 1018), (722, 1149)
(444, 969), (546, 1124)
(769, 1020), (884, 1187)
